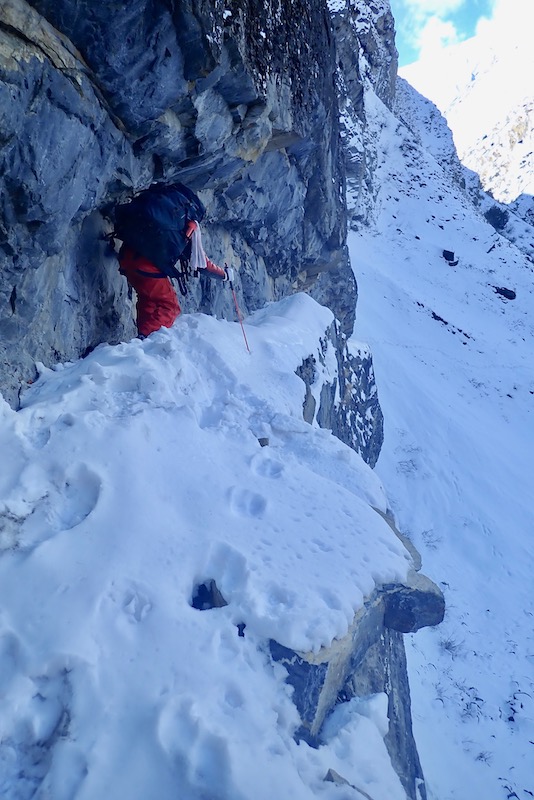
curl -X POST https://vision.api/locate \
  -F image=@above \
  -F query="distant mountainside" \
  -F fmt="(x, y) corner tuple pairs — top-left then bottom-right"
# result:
(401, 22), (534, 205)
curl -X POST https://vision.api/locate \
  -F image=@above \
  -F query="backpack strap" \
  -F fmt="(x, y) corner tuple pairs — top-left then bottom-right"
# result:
(176, 272), (188, 297)
(134, 269), (169, 279)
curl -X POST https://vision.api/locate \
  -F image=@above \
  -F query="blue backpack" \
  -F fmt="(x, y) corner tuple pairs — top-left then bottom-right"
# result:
(113, 183), (206, 287)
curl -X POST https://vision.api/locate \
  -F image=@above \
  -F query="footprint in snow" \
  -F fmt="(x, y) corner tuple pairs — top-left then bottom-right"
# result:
(224, 685), (245, 710)
(27, 425), (51, 450)
(122, 587), (152, 623)
(0, 630), (24, 693)
(228, 487), (267, 518)
(0, 645), (87, 797)
(103, 581), (153, 626)
(250, 451), (285, 479)
(158, 699), (236, 797)
(17, 463), (101, 550)
(54, 464), (101, 531)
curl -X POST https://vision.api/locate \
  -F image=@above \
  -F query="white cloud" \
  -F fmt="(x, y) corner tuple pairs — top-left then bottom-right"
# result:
(400, 0), (534, 118)
(400, 17), (462, 106)
(395, 0), (464, 62)
(417, 17), (460, 60)
(397, 0), (534, 67)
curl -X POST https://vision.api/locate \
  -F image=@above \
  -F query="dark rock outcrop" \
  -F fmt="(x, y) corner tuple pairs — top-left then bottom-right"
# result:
(270, 520), (444, 800)
(296, 321), (383, 467)
(382, 572), (445, 634)
(1, 0), (355, 407)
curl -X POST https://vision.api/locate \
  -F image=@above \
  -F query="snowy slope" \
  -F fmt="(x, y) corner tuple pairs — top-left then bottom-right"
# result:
(350, 84), (534, 799)
(0, 295), (413, 799)
(394, 75), (534, 272)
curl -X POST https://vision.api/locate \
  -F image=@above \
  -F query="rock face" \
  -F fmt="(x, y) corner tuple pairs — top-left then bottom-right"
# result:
(0, 0), (137, 402)
(1, 0), (356, 408)
(328, 0), (398, 224)
(271, 516), (444, 800)
(296, 323), (383, 467)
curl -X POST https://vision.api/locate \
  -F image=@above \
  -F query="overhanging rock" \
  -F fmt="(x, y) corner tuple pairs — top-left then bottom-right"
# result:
(270, 514), (444, 800)
(382, 570), (445, 634)
(269, 571), (443, 743)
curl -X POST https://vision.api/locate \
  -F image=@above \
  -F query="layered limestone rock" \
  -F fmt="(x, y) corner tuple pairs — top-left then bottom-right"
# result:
(0, 0), (138, 402)
(1, 0), (356, 410)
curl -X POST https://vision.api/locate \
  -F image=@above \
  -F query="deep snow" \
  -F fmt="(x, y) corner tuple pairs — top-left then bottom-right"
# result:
(0, 294), (412, 799)
(1, 23), (534, 798)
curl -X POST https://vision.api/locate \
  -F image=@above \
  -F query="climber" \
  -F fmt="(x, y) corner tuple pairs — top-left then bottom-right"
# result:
(117, 219), (233, 338)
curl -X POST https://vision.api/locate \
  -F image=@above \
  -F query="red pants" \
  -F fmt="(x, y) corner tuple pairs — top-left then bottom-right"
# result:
(118, 246), (181, 337)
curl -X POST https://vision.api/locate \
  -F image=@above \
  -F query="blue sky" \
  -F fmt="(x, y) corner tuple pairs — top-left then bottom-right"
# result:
(389, 0), (496, 66)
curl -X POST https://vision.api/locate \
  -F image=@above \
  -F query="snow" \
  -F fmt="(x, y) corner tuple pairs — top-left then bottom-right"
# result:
(0, 293), (411, 799)
(321, 694), (406, 798)
(350, 80), (534, 799)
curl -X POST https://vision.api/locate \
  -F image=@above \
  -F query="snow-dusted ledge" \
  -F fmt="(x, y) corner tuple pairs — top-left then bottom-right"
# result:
(0, 295), (443, 800)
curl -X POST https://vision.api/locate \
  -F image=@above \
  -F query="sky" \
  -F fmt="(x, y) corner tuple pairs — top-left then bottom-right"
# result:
(390, 0), (499, 66)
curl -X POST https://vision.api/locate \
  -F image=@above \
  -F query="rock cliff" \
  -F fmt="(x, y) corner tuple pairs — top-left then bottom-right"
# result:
(328, 0), (397, 224)
(1, 1), (444, 796)
(1, 0), (354, 405)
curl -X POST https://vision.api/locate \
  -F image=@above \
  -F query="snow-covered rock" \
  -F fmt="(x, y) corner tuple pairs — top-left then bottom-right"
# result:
(0, 294), (439, 800)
